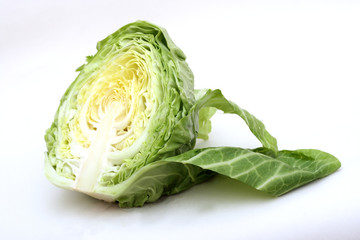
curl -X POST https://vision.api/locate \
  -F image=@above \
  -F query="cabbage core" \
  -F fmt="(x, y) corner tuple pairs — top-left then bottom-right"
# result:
(58, 49), (154, 193)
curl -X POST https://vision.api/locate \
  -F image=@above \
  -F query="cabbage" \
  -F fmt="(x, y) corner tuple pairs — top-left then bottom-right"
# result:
(44, 21), (340, 207)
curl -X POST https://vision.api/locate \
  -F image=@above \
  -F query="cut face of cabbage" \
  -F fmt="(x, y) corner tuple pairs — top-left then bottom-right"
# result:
(45, 21), (196, 200)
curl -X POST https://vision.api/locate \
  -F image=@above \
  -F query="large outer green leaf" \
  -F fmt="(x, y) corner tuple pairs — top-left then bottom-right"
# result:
(109, 147), (340, 207)
(163, 147), (341, 196)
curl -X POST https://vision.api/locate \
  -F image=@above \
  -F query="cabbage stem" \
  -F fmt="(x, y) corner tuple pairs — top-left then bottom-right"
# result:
(74, 102), (120, 193)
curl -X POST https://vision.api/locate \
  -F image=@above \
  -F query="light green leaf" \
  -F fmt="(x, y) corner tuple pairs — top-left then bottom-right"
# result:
(195, 89), (278, 154)
(197, 107), (217, 140)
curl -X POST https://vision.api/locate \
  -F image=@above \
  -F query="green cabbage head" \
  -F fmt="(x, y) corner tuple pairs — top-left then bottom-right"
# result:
(45, 21), (340, 207)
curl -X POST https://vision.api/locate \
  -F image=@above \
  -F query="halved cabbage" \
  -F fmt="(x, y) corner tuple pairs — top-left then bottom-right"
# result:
(45, 21), (340, 207)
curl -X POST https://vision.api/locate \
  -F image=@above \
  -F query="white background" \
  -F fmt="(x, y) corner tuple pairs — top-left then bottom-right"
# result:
(1, 0), (359, 239)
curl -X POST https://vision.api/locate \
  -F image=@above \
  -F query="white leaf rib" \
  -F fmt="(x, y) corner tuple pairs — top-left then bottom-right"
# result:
(231, 160), (272, 179)
(199, 152), (254, 169)
(256, 168), (311, 190)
